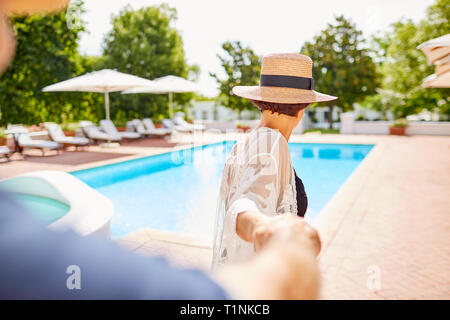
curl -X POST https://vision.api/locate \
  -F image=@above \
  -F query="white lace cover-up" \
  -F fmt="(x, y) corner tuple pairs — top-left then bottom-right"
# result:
(212, 127), (298, 270)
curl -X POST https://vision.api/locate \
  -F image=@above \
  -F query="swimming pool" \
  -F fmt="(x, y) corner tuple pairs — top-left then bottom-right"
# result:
(71, 142), (373, 241)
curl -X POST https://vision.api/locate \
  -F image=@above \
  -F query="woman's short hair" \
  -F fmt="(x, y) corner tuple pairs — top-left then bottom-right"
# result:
(251, 100), (309, 117)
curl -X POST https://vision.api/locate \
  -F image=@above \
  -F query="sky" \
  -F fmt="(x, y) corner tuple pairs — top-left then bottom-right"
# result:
(78, 0), (435, 96)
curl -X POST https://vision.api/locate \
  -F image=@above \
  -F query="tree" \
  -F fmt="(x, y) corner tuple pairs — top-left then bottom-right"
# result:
(422, 0), (450, 37)
(210, 41), (261, 118)
(301, 16), (379, 129)
(359, 89), (403, 120)
(101, 4), (191, 123)
(374, 0), (450, 119)
(0, 0), (99, 126)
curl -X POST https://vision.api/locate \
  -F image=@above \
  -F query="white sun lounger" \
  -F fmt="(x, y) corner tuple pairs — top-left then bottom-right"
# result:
(100, 120), (141, 140)
(173, 115), (205, 131)
(44, 122), (89, 148)
(0, 146), (12, 161)
(162, 118), (193, 133)
(128, 119), (170, 137)
(140, 118), (172, 136)
(18, 132), (60, 156)
(78, 121), (121, 143)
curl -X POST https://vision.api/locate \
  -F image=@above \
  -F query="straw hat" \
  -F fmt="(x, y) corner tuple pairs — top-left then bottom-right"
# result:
(233, 53), (337, 104)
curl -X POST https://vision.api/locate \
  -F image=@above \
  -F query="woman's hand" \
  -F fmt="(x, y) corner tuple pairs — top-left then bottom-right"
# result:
(252, 215), (321, 256)
(236, 210), (271, 243)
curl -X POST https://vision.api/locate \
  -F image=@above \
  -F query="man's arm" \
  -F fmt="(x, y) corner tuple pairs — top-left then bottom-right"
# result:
(0, 190), (228, 300)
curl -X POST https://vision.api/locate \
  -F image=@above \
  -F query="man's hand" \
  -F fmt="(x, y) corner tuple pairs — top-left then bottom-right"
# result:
(252, 215), (321, 256)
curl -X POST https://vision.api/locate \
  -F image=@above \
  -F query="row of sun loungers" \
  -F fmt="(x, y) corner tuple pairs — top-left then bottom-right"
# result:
(127, 119), (172, 137)
(77, 118), (201, 142)
(1, 117), (203, 160)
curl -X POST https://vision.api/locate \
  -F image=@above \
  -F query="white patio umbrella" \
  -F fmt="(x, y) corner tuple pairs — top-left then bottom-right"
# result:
(42, 69), (156, 120)
(422, 70), (450, 88)
(418, 34), (450, 65)
(122, 75), (200, 118)
(418, 34), (450, 88)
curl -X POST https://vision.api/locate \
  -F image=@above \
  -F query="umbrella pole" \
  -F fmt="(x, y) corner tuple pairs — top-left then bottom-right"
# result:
(169, 92), (173, 119)
(101, 91), (119, 148)
(105, 91), (110, 121)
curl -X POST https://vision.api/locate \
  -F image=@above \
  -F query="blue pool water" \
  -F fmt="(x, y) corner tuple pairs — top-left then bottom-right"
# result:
(71, 142), (373, 240)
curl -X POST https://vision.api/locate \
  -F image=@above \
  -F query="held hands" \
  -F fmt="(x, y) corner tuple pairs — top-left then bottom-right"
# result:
(229, 212), (321, 299)
(252, 215), (321, 256)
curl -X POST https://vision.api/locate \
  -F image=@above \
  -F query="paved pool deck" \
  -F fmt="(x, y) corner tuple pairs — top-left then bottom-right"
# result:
(1, 132), (449, 299)
(313, 134), (450, 299)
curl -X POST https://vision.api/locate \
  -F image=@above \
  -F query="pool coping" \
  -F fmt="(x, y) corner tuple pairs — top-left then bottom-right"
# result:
(117, 227), (212, 250)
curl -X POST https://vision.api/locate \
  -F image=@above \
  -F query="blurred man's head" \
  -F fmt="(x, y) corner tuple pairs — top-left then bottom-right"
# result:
(0, 0), (69, 74)
(3, 0), (69, 15)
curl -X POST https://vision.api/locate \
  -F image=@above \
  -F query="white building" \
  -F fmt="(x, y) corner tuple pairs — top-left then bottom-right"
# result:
(303, 106), (341, 130)
(189, 100), (341, 131)
(188, 100), (395, 131)
(188, 101), (260, 121)
(188, 100), (449, 135)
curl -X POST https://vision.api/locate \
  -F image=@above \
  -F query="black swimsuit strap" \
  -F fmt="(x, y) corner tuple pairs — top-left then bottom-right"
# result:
(294, 169), (308, 217)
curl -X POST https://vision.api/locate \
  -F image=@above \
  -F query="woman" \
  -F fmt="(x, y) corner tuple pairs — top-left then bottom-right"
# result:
(212, 53), (337, 269)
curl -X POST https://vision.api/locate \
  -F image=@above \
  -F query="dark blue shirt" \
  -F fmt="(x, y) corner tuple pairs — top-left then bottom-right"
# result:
(0, 190), (228, 299)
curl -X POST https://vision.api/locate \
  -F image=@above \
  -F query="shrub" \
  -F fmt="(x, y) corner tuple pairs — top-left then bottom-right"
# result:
(391, 118), (409, 128)
(355, 114), (367, 121)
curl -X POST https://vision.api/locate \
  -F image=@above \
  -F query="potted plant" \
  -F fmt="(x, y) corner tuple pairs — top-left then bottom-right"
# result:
(29, 124), (41, 132)
(0, 129), (7, 146)
(62, 123), (77, 137)
(113, 120), (127, 132)
(389, 118), (409, 135)
(153, 115), (164, 128)
(236, 123), (251, 132)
